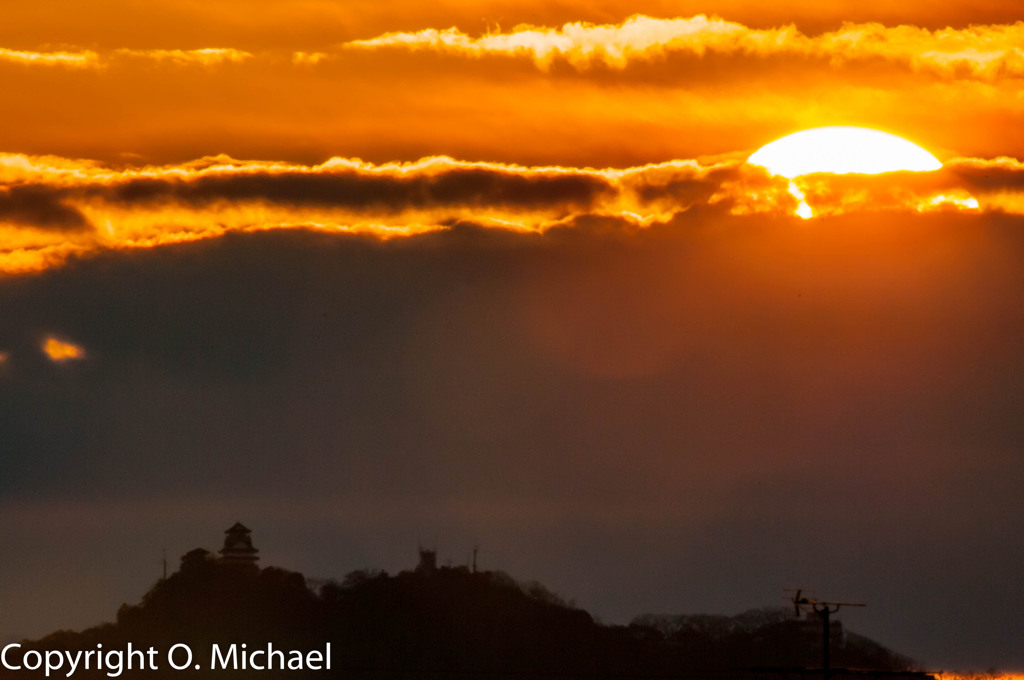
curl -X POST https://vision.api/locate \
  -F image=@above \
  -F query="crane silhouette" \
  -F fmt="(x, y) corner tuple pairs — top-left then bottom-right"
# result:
(787, 590), (865, 680)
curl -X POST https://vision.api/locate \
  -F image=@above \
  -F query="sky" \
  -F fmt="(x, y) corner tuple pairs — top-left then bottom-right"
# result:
(3, 0), (1024, 671)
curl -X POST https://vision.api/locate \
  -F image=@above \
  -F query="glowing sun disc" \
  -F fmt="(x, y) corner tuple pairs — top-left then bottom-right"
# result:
(748, 126), (942, 178)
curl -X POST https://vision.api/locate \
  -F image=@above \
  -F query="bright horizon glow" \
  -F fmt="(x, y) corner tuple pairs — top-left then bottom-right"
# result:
(747, 126), (943, 179)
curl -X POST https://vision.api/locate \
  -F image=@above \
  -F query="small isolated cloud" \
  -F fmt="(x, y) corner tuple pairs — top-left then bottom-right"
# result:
(292, 51), (329, 66)
(42, 336), (86, 362)
(110, 48), (253, 66)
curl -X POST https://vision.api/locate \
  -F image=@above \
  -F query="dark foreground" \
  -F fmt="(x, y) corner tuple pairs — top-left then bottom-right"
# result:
(2, 554), (929, 680)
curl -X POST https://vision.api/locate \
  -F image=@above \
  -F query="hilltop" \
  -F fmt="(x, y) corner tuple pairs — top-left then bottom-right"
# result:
(4, 531), (921, 679)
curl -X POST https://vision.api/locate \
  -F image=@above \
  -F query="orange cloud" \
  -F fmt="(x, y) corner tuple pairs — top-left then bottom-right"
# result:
(110, 48), (253, 66)
(1, 151), (1019, 275)
(4, 28), (1024, 169)
(292, 51), (329, 65)
(0, 47), (99, 68)
(343, 15), (1024, 80)
(7, 16), (1023, 80)
(0, 46), (251, 69)
(42, 336), (86, 362)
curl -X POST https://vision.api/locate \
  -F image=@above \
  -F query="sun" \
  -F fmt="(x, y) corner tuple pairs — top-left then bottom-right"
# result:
(747, 126), (942, 218)
(747, 126), (942, 179)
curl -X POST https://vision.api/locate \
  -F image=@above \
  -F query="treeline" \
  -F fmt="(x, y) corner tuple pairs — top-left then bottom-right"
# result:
(5, 557), (917, 679)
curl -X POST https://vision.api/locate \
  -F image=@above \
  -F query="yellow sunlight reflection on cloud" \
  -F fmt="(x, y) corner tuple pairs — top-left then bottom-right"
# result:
(0, 47), (99, 68)
(344, 16), (1024, 80)
(42, 336), (86, 362)
(0, 46), (250, 69)
(0, 151), (1012, 274)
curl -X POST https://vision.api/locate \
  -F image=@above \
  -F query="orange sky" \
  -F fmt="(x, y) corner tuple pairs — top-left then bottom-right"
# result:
(3, 0), (1024, 273)
(2, 0), (1024, 168)
(8, 2), (1024, 670)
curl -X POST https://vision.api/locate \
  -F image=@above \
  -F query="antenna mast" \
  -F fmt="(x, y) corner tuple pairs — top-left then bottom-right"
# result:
(788, 590), (866, 680)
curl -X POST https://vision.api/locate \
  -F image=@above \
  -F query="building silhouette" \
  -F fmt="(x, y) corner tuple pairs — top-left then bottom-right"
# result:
(218, 522), (260, 566)
(416, 547), (437, 575)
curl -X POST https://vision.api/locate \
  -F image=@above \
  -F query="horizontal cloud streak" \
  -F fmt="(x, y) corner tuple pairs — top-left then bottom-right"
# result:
(0, 47), (99, 68)
(0, 184), (90, 230)
(3, 152), (1024, 274)
(7, 16), (1024, 81)
(101, 164), (611, 212)
(0, 47), (252, 69)
(344, 14), (1024, 80)
(111, 47), (253, 65)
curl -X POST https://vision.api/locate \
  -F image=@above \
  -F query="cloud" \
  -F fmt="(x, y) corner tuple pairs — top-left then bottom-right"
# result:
(945, 155), (1024, 189)
(4, 151), (1024, 274)
(42, 336), (85, 362)
(102, 162), (612, 212)
(292, 51), (329, 65)
(0, 154), (673, 273)
(4, 32), (1024, 170)
(787, 158), (1024, 217)
(0, 47), (99, 68)
(343, 14), (1024, 80)
(0, 184), (89, 230)
(6, 16), (1024, 81)
(110, 47), (253, 66)
(0, 46), (251, 69)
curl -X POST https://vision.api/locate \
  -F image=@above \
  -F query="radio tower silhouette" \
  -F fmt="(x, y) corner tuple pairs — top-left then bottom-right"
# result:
(788, 589), (866, 680)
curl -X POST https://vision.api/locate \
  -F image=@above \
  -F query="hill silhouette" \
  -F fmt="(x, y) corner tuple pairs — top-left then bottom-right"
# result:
(4, 545), (923, 679)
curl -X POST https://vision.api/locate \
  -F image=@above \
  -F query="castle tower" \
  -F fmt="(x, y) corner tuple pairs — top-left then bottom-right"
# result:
(219, 522), (260, 567)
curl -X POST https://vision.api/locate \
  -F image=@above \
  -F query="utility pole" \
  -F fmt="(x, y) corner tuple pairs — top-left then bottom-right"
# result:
(789, 590), (865, 680)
